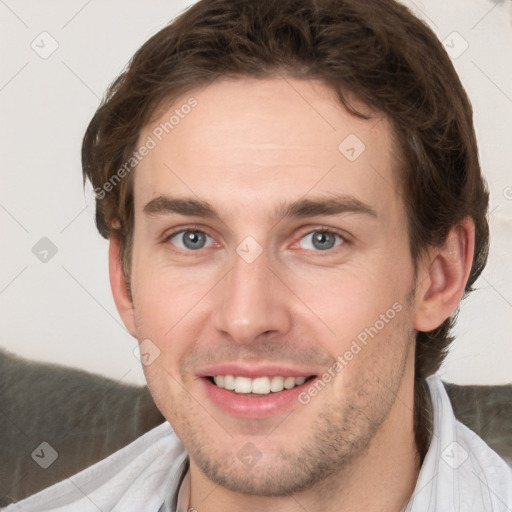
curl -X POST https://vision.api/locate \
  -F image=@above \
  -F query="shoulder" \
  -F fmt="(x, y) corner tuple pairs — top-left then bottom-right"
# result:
(2, 422), (187, 512)
(454, 418), (512, 504)
(409, 375), (512, 511)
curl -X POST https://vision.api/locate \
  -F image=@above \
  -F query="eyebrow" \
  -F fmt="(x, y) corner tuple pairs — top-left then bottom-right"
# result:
(143, 194), (378, 221)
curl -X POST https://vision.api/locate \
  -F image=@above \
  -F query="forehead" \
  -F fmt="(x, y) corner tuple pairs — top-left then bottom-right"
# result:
(133, 77), (403, 222)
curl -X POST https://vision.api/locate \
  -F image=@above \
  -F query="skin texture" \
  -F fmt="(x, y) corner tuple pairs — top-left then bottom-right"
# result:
(109, 77), (474, 512)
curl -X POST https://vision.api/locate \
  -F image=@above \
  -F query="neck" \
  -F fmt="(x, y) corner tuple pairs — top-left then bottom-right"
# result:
(413, 375), (433, 464)
(188, 362), (423, 512)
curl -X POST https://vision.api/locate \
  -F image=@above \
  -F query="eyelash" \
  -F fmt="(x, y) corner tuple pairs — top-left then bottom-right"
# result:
(162, 225), (348, 255)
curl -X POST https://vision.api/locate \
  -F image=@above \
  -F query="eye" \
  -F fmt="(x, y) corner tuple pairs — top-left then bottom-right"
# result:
(298, 230), (345, 251)
(167, 230), (215, 251)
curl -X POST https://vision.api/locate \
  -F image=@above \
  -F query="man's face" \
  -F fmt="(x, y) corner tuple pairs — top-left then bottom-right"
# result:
(127, 77), (419, 494)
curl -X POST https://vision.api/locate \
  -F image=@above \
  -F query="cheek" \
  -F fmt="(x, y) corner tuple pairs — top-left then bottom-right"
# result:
(130, 254), (223, 380)
(291, 257), (410, 340)
(295, 267), (414, 396)
(131, 251), (209, 330)
(130, 270), (185, 367)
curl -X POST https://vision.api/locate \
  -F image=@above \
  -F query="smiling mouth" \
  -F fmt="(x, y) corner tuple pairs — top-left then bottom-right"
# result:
(207, 375), (316, 395)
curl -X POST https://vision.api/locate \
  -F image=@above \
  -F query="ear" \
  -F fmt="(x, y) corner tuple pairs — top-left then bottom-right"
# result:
(109, 237), (137, 337)
(414, 218), (475, 332)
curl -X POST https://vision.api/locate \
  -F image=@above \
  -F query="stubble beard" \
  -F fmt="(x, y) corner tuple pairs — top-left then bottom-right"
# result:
(172, 346), (410, 498)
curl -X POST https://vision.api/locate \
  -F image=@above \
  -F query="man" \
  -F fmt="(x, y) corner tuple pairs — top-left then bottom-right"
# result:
(5, 0), (511, 510)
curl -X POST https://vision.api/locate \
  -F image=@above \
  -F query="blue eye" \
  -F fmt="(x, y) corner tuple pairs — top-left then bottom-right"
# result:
(298, 231), (344, 251)
(168, 230), (214, 251)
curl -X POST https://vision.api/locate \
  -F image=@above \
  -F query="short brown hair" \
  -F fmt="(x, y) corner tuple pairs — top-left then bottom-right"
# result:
(82, 0), (489, 456)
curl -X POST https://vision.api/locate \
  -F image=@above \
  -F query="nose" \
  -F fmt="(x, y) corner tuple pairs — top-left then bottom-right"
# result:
(212, 248), (292, 345)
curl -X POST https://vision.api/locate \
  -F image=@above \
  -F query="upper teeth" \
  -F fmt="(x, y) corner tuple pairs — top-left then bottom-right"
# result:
(213, 375), (307, 394)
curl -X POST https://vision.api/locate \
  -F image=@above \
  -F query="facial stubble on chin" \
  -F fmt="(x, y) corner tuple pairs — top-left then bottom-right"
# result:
(167, 320), (414, 499)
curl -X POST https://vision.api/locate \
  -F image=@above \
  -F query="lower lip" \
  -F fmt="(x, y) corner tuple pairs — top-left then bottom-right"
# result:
(200, 377), (316, 419)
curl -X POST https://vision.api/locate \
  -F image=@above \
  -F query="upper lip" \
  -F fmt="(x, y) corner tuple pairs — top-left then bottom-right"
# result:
(196, 363), (318, 379)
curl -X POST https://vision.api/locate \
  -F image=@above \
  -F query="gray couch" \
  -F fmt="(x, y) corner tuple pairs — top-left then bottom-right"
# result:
(1, 349), (510, 506)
